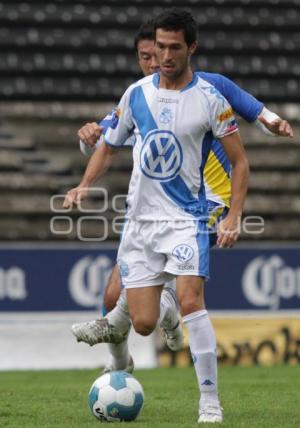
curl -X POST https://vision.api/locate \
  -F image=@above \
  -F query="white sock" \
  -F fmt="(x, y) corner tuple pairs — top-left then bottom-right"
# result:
(107, 331), (131, 370)
(159, 287), (178, 329)
(182, 310), (219, 406)
(106, 290), (131, 369)
(106, 289), (131, 335)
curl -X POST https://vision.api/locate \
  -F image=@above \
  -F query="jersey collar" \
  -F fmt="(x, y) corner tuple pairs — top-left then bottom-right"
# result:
(152, 72), (198, 92)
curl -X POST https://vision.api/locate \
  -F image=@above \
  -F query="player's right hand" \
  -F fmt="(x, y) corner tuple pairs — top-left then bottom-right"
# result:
(63, 186), (88, 209)
(78, 122), (103, 147)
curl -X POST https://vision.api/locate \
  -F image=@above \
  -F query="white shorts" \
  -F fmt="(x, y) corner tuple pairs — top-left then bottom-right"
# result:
(117, 220), (209, 289)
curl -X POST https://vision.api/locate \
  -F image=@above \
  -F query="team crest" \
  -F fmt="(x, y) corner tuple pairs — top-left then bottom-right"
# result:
(159, 107), (173, 124)
(109, 108), (121, 130)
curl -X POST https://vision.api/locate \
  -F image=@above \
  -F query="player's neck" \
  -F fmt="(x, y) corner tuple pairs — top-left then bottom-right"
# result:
(159, 68), (194, 91)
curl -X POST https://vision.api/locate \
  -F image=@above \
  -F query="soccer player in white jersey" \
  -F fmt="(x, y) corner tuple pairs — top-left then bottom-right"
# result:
(108, 11), (249, 422)
(69, 9), (249, 423)
(74, 21), (293, 321)
(73, 22), (185, 373)
(65, 11), (293, 424)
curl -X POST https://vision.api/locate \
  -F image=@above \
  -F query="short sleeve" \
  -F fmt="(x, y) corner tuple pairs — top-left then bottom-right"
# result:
(104, 86), (135, 147)
(99, 110), (117, 135)
(209, 90), (239, 139)
(198, 72), (263, 123)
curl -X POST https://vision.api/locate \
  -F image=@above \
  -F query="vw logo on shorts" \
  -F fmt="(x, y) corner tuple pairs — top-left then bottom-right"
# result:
(173, 244), (194, 263)
(140, 130), (183, 181)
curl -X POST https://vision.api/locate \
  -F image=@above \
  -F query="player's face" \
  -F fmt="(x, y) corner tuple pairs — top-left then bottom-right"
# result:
(155, 29), (196, 80)
(137, 39), (159, 76)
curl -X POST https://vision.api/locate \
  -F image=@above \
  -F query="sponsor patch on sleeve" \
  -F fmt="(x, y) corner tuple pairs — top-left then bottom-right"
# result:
(218, 107), (234, 122)
(109, 108), (122, 129)
(224, 119), (238, 134)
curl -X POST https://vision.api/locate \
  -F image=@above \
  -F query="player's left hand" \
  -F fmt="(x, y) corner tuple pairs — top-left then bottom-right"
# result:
(63, 186), (88, 209)
(259, 116), (293, 138)
(217, 214), (240, 248)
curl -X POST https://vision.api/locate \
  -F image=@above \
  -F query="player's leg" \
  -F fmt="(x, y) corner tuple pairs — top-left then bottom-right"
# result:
(72, 262), (130, 346)
(72, 220), (136, 344)
(159, 281), (184, 351)
(126, 285), (163, 336)
(120, 220), (180, 339)
(72, 287), (134, 372)
(72, 283), (182, 349)
(102, 264), (122, 315)
(72, 219), (182, 368)
(180, 202), (227, 422)
(177, 276), (222, 423)
(72, 263), (123, 342)
(99, 265), (133, 373)
(104, 289), (133, 372)
(164, 220), (222, 423)
(72, 288), (130, 345)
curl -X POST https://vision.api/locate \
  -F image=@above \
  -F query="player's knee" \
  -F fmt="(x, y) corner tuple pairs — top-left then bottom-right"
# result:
(132, 316), (156, 336)
(179, 294), (204, 316)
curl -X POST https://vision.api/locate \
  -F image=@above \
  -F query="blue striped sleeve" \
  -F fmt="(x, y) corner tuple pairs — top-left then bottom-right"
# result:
(98, 114), (113, 135)
(197, 72), (264, 123)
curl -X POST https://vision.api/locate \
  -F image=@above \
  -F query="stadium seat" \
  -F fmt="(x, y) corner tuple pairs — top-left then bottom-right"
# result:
(249, 172), (300, 191)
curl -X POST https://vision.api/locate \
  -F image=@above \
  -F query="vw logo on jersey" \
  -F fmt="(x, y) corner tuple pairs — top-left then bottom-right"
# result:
(172, 244), (194, 263)
(140, 130), (183, 181)
(159, 107), (173, 124)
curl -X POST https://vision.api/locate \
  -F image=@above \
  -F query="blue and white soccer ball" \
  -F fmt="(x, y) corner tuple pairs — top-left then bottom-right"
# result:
(88, 371), (144, 422)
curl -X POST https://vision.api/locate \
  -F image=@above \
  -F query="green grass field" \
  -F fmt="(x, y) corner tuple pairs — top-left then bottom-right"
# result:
(1, 365), (300, 428)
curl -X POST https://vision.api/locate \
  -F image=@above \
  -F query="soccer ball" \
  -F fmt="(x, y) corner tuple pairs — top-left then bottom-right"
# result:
(88, 371), (144, 422)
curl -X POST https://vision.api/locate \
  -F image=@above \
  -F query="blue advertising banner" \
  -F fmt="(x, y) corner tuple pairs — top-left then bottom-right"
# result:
(207, 247), (300, 311)
(0, 247), (117, 311)
(0, 245), (299, 311)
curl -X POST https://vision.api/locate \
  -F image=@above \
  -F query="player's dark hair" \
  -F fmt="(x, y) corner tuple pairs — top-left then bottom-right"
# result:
(134, 20), (155, 53)
(153, 8), (198, 47)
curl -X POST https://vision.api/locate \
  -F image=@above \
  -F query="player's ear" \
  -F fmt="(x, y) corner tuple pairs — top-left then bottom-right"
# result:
(188, 42), (197, 56)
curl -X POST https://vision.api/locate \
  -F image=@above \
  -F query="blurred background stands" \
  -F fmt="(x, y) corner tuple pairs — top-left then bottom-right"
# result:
(0, 0), (299, 241)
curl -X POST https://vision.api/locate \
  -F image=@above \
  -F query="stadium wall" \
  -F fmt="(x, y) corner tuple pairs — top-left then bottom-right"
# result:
(0, 243), (299, 369)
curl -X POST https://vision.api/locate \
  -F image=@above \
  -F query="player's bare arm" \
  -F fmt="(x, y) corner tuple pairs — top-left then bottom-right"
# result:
(63, 143), (117, 209)
(217, 131), (249, 248)
(78, 122), (103, 147)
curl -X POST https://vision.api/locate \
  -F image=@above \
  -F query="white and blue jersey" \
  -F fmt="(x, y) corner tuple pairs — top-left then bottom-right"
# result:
(99, 72), (263, 211)
(104, 73), (239, 222)
(94, 111), (135, 149)
(196, 72), (263, 207)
